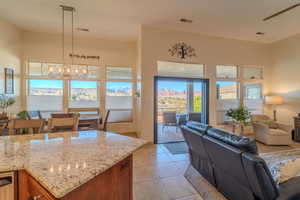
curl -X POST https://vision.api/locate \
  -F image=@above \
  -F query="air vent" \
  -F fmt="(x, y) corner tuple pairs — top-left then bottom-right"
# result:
(256, 32), (265, 35)
(180, 18), (193, 23)
(76, 28), (90, 32)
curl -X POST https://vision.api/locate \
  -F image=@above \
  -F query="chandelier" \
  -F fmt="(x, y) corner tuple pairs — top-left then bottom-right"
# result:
(48, 5), (88, 77)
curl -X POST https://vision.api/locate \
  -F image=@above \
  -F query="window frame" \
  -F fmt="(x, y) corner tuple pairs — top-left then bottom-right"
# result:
(25, 61), (136, 120)
(215, 65), (264, 124)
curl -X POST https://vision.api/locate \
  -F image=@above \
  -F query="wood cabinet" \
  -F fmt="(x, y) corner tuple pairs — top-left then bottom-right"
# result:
(0, 172), (16, 200)
(19, 155), (133, 200)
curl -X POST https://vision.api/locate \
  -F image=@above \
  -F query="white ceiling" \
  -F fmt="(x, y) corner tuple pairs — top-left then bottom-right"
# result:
(1, 0), (300, 43)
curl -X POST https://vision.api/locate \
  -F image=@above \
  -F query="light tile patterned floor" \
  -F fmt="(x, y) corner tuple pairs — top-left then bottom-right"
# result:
(133, 143), (201, 200)
(157, 124), (184, 143)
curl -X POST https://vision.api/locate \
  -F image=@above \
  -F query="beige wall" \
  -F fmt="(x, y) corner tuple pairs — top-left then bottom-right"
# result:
(138, 26), (272, 142)
(269, 34), (300, 125)
(0, 18), (22, 114)
(22, 31), (137, 67)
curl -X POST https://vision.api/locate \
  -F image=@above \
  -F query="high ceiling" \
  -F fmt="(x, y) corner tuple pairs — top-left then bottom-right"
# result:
(1, 0), (300, 43)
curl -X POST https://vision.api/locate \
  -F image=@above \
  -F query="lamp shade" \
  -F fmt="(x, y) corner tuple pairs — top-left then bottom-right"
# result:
(265, 96), (283, 105)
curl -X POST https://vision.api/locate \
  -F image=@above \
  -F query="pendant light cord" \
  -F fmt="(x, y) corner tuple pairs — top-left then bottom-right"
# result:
(62, 7), (65, 68)
(72, 8), (74, 66)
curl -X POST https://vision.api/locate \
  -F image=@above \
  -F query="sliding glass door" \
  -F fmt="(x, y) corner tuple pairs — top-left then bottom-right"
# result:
(154, 77), (209, 144)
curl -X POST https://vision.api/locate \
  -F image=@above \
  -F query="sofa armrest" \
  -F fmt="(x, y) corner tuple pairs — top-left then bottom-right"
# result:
(277, 123), (293, 133)
(252, 122), (269, 133)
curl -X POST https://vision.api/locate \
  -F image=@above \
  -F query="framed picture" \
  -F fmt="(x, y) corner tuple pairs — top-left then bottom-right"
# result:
(4, 68), (14, 94)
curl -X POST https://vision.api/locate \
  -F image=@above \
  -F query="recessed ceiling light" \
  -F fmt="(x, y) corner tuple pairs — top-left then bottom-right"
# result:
(76, 28), (90, 32)
(256, 32), (265, 35)
(180, 18), (193, 23)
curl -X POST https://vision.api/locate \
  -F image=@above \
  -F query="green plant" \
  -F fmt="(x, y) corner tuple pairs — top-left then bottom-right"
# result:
(0, 94), (16, 114)
(17, 111), (29, 119)
(226, 104), (250, 124)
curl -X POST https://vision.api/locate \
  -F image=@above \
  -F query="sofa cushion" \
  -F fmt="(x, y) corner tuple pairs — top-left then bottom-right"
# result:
(207, 128), (258, 154)
(269, 129), (289, 136)
(260, 120), (279, 129)
(186, 121), (210, 134)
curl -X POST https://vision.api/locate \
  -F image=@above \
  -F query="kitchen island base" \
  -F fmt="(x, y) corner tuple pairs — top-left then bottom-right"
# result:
(19, 155), (132, 200)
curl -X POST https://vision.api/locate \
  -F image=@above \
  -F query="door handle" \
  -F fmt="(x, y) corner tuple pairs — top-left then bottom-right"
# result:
(0, 176), (12, 187)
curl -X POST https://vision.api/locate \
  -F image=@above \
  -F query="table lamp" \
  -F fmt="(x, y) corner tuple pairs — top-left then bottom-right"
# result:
(265, 96), (283, 121)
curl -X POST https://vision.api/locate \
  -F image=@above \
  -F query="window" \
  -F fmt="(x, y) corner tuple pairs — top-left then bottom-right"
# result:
(27, 80), (63, 111)
(88, 66), (103, 79)
(243, 67), (263, 79)
(157, 61), (204, 78)
(216, 65), (238, 79)
(216, 81), (238, 100)
(244, 83), (262, 100)
(244, 83), (263, 114)
(106, 82), (132, 109)
(106, 82), (133, 122)
(69, 81), (99, 108)
(107, 67), (132, 79)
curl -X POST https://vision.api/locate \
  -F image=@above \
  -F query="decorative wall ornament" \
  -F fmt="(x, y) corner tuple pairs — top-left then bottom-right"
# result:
(168, 42), (196, 59)
(69, 53), (100, 60)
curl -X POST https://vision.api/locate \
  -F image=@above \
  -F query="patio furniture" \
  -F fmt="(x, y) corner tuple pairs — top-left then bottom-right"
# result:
(98, 110), (110, 131)
(251, 114), (292, 145)
(8, 119), (45, 135)
(48, 114), (79, 132)
(188, 112), (201, 123)
(162, 111), (178, 133)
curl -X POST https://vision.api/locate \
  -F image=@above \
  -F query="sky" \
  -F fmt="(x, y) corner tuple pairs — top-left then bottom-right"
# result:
(30, 79), (234, 90)
(29, 80), (131, 89)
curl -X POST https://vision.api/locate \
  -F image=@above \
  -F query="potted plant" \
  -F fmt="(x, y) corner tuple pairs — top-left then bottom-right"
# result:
(0, 94), (16, 119)
(225, 104), (251, 135)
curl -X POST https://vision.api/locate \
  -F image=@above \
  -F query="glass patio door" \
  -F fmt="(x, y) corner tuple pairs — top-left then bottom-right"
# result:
(154, 77), (209, 144)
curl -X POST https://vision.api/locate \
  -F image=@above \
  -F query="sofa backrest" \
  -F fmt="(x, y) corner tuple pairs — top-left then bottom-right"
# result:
(202, 135), (255, 200)
(186, 121), (211, 133)
(206, 128), (258, 154)
(180, 125), (215, 186)
(242, 153), (278, 200)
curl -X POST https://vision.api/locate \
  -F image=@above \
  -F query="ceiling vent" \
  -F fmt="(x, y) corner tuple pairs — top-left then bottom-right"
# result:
(256, 32), (265, 35)
(180, 18), (193, 23)
(76, 28), (90, 32)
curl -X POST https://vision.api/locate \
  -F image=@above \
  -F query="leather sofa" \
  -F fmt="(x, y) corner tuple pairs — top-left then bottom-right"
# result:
(181, 121), (300, 200)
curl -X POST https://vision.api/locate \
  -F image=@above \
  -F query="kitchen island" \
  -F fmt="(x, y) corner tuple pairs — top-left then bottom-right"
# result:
(0, 131), (146, 200)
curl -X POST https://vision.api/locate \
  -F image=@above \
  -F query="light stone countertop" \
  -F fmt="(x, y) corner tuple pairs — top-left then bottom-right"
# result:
(0, 131), (147, 198)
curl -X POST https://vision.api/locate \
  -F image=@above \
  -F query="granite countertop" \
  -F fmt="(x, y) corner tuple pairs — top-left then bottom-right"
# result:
(0, 131), (146, 198)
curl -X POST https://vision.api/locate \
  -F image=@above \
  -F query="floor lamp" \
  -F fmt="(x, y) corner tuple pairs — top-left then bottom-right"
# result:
(265, 96), (283, 121)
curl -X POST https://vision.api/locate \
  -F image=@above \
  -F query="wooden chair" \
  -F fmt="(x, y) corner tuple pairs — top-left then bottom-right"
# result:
(67, 107), (100, 116)
(48, 114), (79, 132)
(8, 119), (45, 135)
(98, 110), (110, 131)
(27, 111), (42, 119)
(51, 113), (74, 118)
(68, 108), (100, 129)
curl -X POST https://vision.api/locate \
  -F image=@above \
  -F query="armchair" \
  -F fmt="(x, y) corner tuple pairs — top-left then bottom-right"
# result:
(251, 114), (292, 145)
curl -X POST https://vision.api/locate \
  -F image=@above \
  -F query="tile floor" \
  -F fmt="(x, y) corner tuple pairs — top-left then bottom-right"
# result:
(133, 143), (201, 200)
(157, 123), (184, 143)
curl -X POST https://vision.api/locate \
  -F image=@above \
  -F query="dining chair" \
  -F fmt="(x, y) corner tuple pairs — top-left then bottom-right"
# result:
(48, 113), (79, 132)
(98, 110), (110, 131)
(8, 119), (45, 135)
(51, 113), (74, 118)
